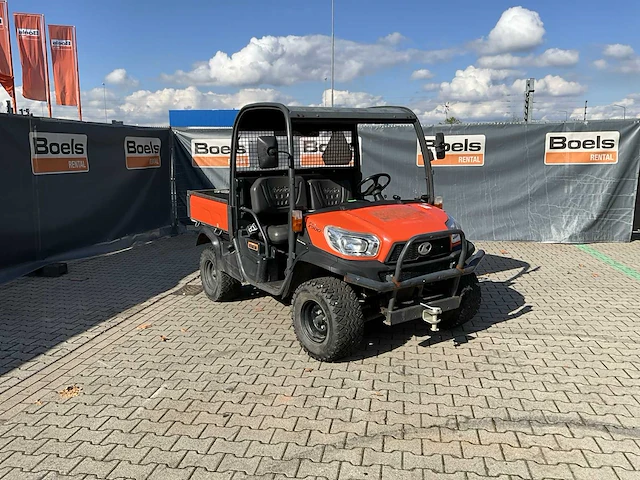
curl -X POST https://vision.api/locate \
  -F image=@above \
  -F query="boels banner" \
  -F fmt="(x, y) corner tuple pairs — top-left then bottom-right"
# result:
(544, 131), (619, 165)
(29, 132), (88, 175)
(190, 138), (248, 168)
(417, 134), (486, 167)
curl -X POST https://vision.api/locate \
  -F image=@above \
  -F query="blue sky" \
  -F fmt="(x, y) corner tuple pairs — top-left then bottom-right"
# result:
(3, 0), (640, 124)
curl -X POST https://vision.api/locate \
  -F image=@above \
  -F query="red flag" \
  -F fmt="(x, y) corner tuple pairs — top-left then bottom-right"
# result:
(14, 13), (49, 103)
(49, 25), (80, 108)
(0, 1), (15, 104)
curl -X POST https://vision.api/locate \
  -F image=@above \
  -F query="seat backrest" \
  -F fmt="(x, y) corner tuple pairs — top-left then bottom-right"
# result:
(308, 179), (351, 210)
(250, 176), (308, 216)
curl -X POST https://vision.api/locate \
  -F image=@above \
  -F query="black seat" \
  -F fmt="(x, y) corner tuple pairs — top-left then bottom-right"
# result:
(249, 176), (307, 245)
(308, 179), (351, 210)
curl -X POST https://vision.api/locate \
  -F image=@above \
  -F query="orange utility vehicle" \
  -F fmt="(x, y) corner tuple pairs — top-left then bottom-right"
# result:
(188, 103), (484, 361)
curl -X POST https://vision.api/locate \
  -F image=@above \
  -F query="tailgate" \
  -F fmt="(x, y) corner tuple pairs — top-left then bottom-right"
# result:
(188, 190), (230, 232)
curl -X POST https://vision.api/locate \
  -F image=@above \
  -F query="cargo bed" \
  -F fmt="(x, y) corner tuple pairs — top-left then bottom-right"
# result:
(187, 189), (230, 232)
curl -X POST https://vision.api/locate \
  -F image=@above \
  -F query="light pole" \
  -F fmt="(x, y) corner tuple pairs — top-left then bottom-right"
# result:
(330, 0), (335, 107)
(102, 82), (107, 123)
(612, 104), (626, 119)
(583, 100), (587, 121)
(558, 110), (568, 122)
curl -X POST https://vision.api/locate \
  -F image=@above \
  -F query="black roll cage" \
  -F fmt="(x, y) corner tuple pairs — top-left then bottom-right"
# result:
(227, 102), (437, 293)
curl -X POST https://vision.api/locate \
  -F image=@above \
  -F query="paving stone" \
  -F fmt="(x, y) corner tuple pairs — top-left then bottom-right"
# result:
(70, 458), (119, 477)
(32, 455), (82, 477)
(69, 442), (115, 461)
(148, 465), (196, 480)
(141, 447), (186, 468)
(217, 454), (261, 475)
(107, 460), (157, 479)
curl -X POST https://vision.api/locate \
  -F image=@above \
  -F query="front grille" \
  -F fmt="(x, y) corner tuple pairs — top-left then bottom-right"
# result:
(379, 259), (452, 281)
(386, 237), (451, 264)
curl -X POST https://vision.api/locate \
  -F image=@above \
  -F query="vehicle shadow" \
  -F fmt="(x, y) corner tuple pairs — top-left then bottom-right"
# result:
(344, 253), (535, 361)
(0, 233), (204, 382)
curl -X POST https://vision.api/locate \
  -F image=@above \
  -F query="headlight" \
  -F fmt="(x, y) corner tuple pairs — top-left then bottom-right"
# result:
(445, 215), (462, 244)
(324, 226), (380, 257)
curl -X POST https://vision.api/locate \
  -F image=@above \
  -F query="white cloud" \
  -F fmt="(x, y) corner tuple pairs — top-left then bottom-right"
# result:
(422, 83), (440, 92)
(411, 69), (435, 80)
(472, 6), (545, 55)
(603, 44), (635, 59)
(478, 48), (579, 69)
(104, 68), (139, 88)
(317, 89), (386, 108)
(618, 58), (640, 73)
(412, 98), (517, 125)
(594, 44), (640, 73)
(379, 32), (406, 46)
(162, 34), (458, 87)
(437, 65), (586, 104)
(513, 75), (586, 97)
(117, 86), (295, 125)
(438, 66), (521, 102)
(593, 59), (608, 70)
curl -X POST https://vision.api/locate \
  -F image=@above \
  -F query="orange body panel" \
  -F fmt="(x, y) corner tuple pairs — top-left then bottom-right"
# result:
(305, 203), (450, 261)
(189, 194), (229, 231)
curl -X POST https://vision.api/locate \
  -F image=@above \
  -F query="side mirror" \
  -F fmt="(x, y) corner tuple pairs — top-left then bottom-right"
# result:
(435, 132), (446, 160)
(257, 135), (279, 169)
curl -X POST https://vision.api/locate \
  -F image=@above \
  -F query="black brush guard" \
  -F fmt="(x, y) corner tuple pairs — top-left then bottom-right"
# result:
(343, 229), (485, 325)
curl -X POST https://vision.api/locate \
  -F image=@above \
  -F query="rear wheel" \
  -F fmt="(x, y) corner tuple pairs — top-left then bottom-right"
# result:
(439, 273), (482, 330)
(292, 277), (364, 362)
(199, 245), (241, 302)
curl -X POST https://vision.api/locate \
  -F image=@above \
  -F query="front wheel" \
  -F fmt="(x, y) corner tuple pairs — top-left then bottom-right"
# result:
(199, 245), (241, 302)
(439, 273), (482, 330)
(292, 277), (364, 362)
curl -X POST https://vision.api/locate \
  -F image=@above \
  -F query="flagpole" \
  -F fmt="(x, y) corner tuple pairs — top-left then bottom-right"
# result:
(5, 2), (17, 113)
(330, 0), (334, 107)
(41, 14), (52, 117)
(73, 26), (82, 120)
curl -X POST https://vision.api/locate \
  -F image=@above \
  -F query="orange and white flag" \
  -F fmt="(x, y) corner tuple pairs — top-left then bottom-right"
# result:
(49, 24), (79, 107)
(14, 12), (49, 101)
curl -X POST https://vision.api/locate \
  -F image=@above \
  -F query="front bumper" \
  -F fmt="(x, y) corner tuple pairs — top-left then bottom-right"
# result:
(343, 229), (485, 293)
(343, 229), (484, 326)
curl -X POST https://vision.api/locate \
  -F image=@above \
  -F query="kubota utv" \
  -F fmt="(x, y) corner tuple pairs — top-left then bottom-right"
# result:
(188, 103), (484, 361)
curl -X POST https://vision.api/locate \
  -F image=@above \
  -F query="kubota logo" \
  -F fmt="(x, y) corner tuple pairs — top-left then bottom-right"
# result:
(191, 138), (248, 168)
(125, 137), (161, 170)
(417, 134), (486, 167)
(17, 28), (39, 37)
(29, 132), (88, 175)
(51, 39), (72, 48)
(544, 132), (619, 165)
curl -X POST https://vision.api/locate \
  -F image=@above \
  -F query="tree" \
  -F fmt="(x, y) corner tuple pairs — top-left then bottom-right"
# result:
(441, 116), (462, 125)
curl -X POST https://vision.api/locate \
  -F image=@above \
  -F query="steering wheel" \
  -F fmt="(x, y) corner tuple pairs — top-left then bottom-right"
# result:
(358, 173), (391, 201)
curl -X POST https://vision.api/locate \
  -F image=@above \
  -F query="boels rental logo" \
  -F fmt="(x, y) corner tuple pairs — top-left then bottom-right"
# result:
(544, 131), (619, 165)
(29, 132), (88, 175)
(125, 137), (161, 169)
(191, 139), (249, 168)
(417, 135), (486, 167)
(299, 136), (357, 167)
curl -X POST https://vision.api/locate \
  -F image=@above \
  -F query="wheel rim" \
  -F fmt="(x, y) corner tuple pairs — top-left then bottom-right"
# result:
(203, 258), (217, 292)
(301, 300), (329, 343)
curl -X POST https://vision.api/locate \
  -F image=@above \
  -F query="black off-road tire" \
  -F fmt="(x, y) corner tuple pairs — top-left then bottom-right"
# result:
(292, 277), (364, 362)
(199, 245), (241, 302)
(439, 273), (482, 330)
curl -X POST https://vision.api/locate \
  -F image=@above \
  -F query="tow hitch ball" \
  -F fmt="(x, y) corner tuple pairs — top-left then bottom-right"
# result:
(421, 303), (442, 332)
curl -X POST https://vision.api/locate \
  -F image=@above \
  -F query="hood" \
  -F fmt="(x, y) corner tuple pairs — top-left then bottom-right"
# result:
(305, 202), (451, 261)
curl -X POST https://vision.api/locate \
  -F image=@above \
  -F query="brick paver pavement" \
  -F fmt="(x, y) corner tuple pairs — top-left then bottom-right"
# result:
(1, 233), (639, 479)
